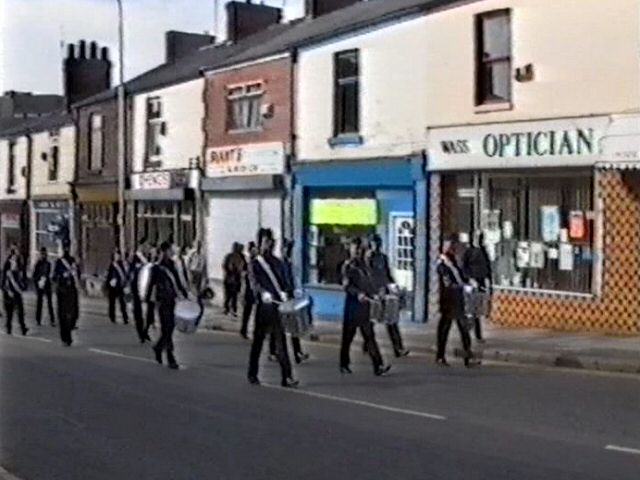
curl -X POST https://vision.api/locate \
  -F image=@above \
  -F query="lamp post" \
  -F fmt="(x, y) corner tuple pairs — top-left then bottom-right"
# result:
(116, 0), (126, 253)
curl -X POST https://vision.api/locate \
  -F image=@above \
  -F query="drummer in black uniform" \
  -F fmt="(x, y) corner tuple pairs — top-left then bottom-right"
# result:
(366, 234), (409, 358)
(33, 247), (56, 326)
(146, 242), (188, 370)
(106, 250), (129, 325)
(247, 228), (298, 388)
(2, 249), (28, 336)
(53, 241), (79, 346)
(129, 239), (152, 343)
(340, 237), (390, 376)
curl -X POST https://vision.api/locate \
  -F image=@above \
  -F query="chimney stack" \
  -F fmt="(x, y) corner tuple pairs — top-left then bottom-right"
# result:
(305, 0), (360, 18)
(165, 31), (216, 63)
(64, 40), (112, 107)
(226, 1), (282, 44)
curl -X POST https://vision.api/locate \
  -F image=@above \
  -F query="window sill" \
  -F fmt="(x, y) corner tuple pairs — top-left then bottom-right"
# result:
(474, 101), (513, 114)
(227, 128), (263, 135)
(144, 160), (163, 170)
(327, 134), (364, 148)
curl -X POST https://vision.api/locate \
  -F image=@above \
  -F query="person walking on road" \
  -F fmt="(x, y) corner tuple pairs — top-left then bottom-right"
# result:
(53, 241), (79, 346)
(3, 249), (28, 336)
(129, 240), (152, 343)
(187, 242), (206, 294)
(33, 247), (56, 327)
(366, 234), (409, 358)
(240, 241), (258, 339)
(247, 228), (298, 388)
(147, 242), (188, 370)
(436, 234), (479, 367)
(340, 237), (390, 377)
(223, 242), (245, 317)
(462, 231), (492, 343)
(145, 245), (159, 330)
(107, 250), (129, 325)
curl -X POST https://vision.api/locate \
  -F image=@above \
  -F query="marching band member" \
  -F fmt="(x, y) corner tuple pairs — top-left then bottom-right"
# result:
(2, 248), (28, 336)
(33, 247), (56, 326)
(53, 241), (79, 346)
(130, 240), (152, 343)
(106, 250), (129, 325)
(240, 241), (258, 339)
(247, 228), (298, 388)
(340, 237), (390, 376)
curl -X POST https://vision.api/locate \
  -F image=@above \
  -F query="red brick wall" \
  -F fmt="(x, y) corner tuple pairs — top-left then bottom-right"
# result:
(203, 57), (292, 150)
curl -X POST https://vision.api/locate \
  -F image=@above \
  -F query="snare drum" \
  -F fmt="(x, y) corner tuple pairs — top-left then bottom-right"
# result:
(279, 296), (312, 335)
(382, 294), (400, 325)
(368, 299), (383, 323)
(175, 300), (203, 334)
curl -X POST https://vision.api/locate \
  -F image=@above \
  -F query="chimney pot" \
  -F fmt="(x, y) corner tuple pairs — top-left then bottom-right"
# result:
(101, 46), (109, 61)
(89, 41), (98, 59)
(78, 40), (87, 58)
(67, 44), (75, 59)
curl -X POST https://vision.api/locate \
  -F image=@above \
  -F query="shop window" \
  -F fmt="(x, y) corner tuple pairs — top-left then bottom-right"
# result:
(475, 9), (512, 106)
(7, 140), (16, 192)
(88, 113), (104, 171)
(333, 49), (360, 137)
(449, 173), (594, 294)
(226, 82), (263, 132)
(145, 97), (165, 167)
(48, 140), (59, 182)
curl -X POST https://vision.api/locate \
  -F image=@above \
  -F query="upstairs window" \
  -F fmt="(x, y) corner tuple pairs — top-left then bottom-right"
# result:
(333, 49), (360, 136)
(89, 113), (104, 171)
(226, 82), (263, 132)
(475, 10), (512, 106)
(48, 135), (59, 182)
(7, 140), (16, 191)
(145, 97), (164, 167)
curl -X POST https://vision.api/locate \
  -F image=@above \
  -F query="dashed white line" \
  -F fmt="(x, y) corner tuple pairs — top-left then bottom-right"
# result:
(262, 383), (447, 421)
(605, 444), (640, 456)
(0, 465), (23, 480)
(88, 348), (156, 364)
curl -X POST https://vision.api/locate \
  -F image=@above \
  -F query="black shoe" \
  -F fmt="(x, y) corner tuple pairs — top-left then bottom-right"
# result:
(140, 337), (147, 344)
(295, 353), (310, 364)
(22, 328), (29, 336)
(5, 330), (11, 336)
(340, 366), (353, 374)
(375, 365), (392, 377)
(110, 319), (116, 324)
(123, 320), (129, 325)
(436, 358), (450, 367)
(153, 346), (163, 365)
(50, 322), (56, 327)
(395, 349), (410, 358)
(476, 338), (486, 344)
(168, 362), (179, 370)
(63, 341), (72, 347)
(240, 331), (249, 340)
(143, 333), (152, 342)
(248, 375), (261, 385)
(36, 322), (42, 327)
(281, 377), (299, 388)
(465, 358), (481, 368)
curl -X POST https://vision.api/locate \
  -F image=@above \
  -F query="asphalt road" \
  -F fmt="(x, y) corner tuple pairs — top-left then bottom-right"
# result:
(1, 307), (639, 480)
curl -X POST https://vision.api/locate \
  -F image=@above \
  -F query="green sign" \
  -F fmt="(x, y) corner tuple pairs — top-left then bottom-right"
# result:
(310, 198), (378, 225)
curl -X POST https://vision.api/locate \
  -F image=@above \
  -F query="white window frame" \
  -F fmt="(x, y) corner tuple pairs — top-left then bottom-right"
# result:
(226, 81), (264, 133)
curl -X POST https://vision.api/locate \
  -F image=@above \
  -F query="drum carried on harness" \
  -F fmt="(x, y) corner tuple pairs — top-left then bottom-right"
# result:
(370, 295), (400, 325)
(175, 300), (204, 334)
(278, 295), (312, 336)
(137, 263), (154, 299)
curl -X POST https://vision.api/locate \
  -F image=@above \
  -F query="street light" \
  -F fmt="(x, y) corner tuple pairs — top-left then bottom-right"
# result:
(116, 0), (126, 253)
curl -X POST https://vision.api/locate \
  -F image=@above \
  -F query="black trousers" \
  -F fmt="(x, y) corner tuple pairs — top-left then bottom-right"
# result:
(223, 282), (239, 314)
(248, 304), (291, 382)
(4, 293), (26, 334)
(240, 297), (253, 336)
(340, 321), (383, 372)
(57, 289), (77, 345)
(269, 332), (303, 358)
(155, 301), (176, 363)
(436, 313), (471, 360)
(472, 317), (483, 341)
(386, 324), (405, 354)
(146, 301), (156, 329)
(36, 286), (55, 326)
(132, 292), (147, 341)
(108, 288), (128, 324)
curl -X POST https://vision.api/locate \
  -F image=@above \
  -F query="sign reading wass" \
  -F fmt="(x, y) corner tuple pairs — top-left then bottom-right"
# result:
(427, 116), (610, 170)
(205, 142), (285, 178)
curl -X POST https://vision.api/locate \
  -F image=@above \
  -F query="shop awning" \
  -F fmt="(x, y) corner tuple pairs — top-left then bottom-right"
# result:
(75, 185), (118, 203)
(125, 188), (186, 201)
(598, 115), (640, 170)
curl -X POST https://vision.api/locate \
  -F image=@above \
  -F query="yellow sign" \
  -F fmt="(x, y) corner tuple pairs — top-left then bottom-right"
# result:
(310, 199), (378, 225)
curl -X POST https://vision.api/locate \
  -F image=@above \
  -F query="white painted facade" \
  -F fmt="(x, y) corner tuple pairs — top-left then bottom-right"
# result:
(30, 124), (75, 197)
(131, 78), (205, 173)
(0, 135), (29, 201)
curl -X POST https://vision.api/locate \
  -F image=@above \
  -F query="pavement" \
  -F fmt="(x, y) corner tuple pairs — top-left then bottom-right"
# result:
(22, 292), (639, 375)
(1, 296), (640, 479)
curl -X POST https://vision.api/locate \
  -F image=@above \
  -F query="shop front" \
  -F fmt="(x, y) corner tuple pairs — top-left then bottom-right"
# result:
(0, 201), (27, 266)
(202, 142), (287, 301)
(127, 169), (198, 250)
(427, 115), (640, 334)
(31, 198), (73, 261)
(292, 157), (427, 323)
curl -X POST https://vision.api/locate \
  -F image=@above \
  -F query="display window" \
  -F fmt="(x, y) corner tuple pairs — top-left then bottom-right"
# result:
(445, 172), (594, 294)
(136, 201), (195, 248)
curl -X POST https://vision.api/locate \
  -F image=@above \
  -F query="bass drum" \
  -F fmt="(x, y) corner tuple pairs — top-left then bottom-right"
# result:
(175, 300), (204, 334)
(137, 263), (154, 299)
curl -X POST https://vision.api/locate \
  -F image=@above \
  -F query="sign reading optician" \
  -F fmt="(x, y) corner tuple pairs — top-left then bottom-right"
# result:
(205, 142), (285, 177)
(427, 116), (610, 170)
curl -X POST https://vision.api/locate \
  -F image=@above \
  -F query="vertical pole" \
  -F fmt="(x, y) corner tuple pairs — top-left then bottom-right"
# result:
(116, 0), (126, 253)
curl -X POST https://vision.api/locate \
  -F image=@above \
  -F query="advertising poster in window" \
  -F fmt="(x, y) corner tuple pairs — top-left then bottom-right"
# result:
(481, 209), (501, 245)
(516, 241), (531, 269)
(569, 211), (586, 240)
(530, 242), (545, 269)
(541, 206), (561, 243)
(559, 243), (574, 271)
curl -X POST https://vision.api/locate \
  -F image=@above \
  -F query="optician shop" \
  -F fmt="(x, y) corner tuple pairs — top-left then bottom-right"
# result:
(427, 115), (640, 335)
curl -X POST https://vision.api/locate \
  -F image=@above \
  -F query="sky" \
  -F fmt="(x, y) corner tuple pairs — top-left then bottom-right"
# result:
(0, 0), (304, 94)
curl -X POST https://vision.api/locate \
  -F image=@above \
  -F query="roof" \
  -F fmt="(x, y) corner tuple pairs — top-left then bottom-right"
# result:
(0, 112), (73, 139)
(73, 0), (459, 107)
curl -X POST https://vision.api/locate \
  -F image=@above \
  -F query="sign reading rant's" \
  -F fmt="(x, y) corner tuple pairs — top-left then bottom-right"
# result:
(428, 116), (610, 170)
(205, 142), (285, 177)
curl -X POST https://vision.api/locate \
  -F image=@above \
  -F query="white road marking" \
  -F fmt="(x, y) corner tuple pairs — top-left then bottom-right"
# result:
(262, 383), (447, 421)
(88, 348), (156, 364)
(20, 336), (52, 343)
(0, 465), (23, 480)
(605, 444), (640, 456)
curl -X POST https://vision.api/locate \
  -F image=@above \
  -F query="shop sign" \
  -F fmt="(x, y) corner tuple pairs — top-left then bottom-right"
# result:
(205, 142), (285, 178)
(428, 116), (610, 170)
(136, 171), (171, 190)
(0, 213), (20, 228)
(310, 198), (378, 226)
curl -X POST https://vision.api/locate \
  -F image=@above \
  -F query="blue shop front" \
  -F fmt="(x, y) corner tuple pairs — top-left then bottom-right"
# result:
(292, 157), (428, 323)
